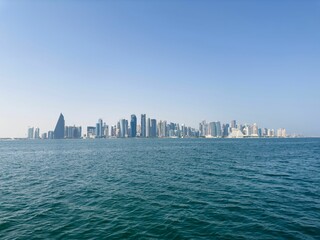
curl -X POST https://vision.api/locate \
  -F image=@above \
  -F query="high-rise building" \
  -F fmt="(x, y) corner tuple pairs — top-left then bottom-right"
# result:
(231, 120), (237, 129)
(243, 124), (251, 136)
(150, 119), (157, 137)
(222, 124), (230, 137)
(41, 133), (47, 139)
(95, 119), (104, 138)
(157, 120), (162, 137)
(181, 124), (186, 137)
(146, 118), (151, 137)
(252, 123), (258, 137)
(116, 121), (121, 138)
(110, 125), (116, 137)
(87, 126), (96, 138)
(76, 126), (81, 138)
(267, 129), (275, 137)
(209, 122), (216, 137)
(65, 126), (82, 139)
(54, 113), (65, 139)
(104, 124), (109, 137)
(48, 131), (54, 139)
(130, 114), (137, 137)
(216, 121), (222, 137)
(263, 128), (268, 137)
(28, 127), (34, 139)
(141, 114), (146, 137)
(277, 128), (286, 138)
(161, 120), (167, 137)
(125, 120), (128, 137)
(137, 124), (141, 137)
(34, 128), (40, 139)
(112, 125), (117, 137)
(95, 123), (100, 137)
(119, 119), (128, 138)
(207, 122), (222, 137)
(199, 120), (209, 137)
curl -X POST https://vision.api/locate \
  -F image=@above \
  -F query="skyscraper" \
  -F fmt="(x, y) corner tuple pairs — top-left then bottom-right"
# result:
(277, 128), (286, 138)
(199, 120), (208, 137)
(141, 114), (146, 137)
(104, 124), (109, 137)
(54, 113), (65, 139)
(65, 126), (82, 139)
(161, 120), (167, 137)
(158, 120), (163, 137)
(150, 119), (157, 137)
(125, 120), (128, 137)
(116, 121), (121, 138)
(252, 123), (258, 137)
(110, 125), (116, 137)
(48, 131), (54, 139)
(27, 127), (34, 139)
(209, 122), (216, 137)
(222, 124), (230, 137)
(130, 114), (137, 137)
(231, 120), (237, 129)
(119, 119), (128, 138)
(216, 121), (222, 137)
(34, 128), (40, 139)
(87, 126), (96, 138)
(95, 123), (100, 137)
(96, 119), (104, 138)
(146, 118), (151, 138)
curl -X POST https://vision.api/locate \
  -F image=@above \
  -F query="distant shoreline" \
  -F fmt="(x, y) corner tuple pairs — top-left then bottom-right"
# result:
(1, 137), (318, 141)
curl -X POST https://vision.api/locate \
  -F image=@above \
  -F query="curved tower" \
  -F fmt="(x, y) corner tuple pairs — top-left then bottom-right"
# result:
(54, 113), (65, 139)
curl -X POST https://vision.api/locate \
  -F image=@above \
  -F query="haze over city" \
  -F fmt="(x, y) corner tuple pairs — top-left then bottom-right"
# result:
(0, 0), (319, 138)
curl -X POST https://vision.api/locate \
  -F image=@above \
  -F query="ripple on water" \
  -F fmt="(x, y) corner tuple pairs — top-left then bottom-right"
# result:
(0, 138), (319, 239)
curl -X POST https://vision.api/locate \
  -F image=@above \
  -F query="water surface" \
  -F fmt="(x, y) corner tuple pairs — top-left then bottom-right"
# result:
(0, 138), (319, 239)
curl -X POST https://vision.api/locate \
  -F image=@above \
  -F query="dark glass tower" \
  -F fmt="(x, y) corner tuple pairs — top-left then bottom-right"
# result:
(130, 114), (137, 137)
(54, 113), (65, 139)
(150, 119), (157, 137)
(141, 114), (146, 137)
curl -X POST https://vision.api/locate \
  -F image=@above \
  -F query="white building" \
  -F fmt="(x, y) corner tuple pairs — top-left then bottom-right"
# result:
(277, 128), (287, 138)
(228, 128), (244, 138)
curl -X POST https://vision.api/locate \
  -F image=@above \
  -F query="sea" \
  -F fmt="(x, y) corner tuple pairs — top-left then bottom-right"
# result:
(0, 138), (319, 239)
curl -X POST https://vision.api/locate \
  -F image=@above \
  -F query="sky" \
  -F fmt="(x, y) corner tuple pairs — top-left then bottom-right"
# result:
(0, 0), (319, 137)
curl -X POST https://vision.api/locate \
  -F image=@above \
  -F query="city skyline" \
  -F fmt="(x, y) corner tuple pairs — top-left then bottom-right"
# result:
(24, 112), (290, 140)
(0, 1), (319, 137)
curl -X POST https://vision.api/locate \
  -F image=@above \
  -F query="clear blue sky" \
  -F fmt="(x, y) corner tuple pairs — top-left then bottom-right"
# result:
(0, 0), (319, 137)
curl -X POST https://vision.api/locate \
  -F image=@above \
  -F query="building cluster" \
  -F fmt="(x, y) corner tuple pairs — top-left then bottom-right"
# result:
(27, 113), (287, 139)
(198, 120), (286, 138)
(27, 113), (81, 140)
(85, 114), (198, 139)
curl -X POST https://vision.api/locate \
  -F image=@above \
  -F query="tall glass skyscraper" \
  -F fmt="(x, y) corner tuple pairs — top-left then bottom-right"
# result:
(150, 119), (157, 137)
(141, 114), (146, 137)
(119, 119), (127, 138)
(95, 119), (104, 138)
(146, 118), (151, 138)
(54, 113), (65, 139)
(216, 121), (222, 137)
(34, 128), (40, 139)
(65, 126), (82, 139)
(28, 127), (34, 139)
(209, 122), (217, 137)
(231, 120), (237, 129)
(130, 114), (137, 137)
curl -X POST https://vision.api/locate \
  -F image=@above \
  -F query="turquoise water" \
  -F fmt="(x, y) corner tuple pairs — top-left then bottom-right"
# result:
(0, 138), (319, 239)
